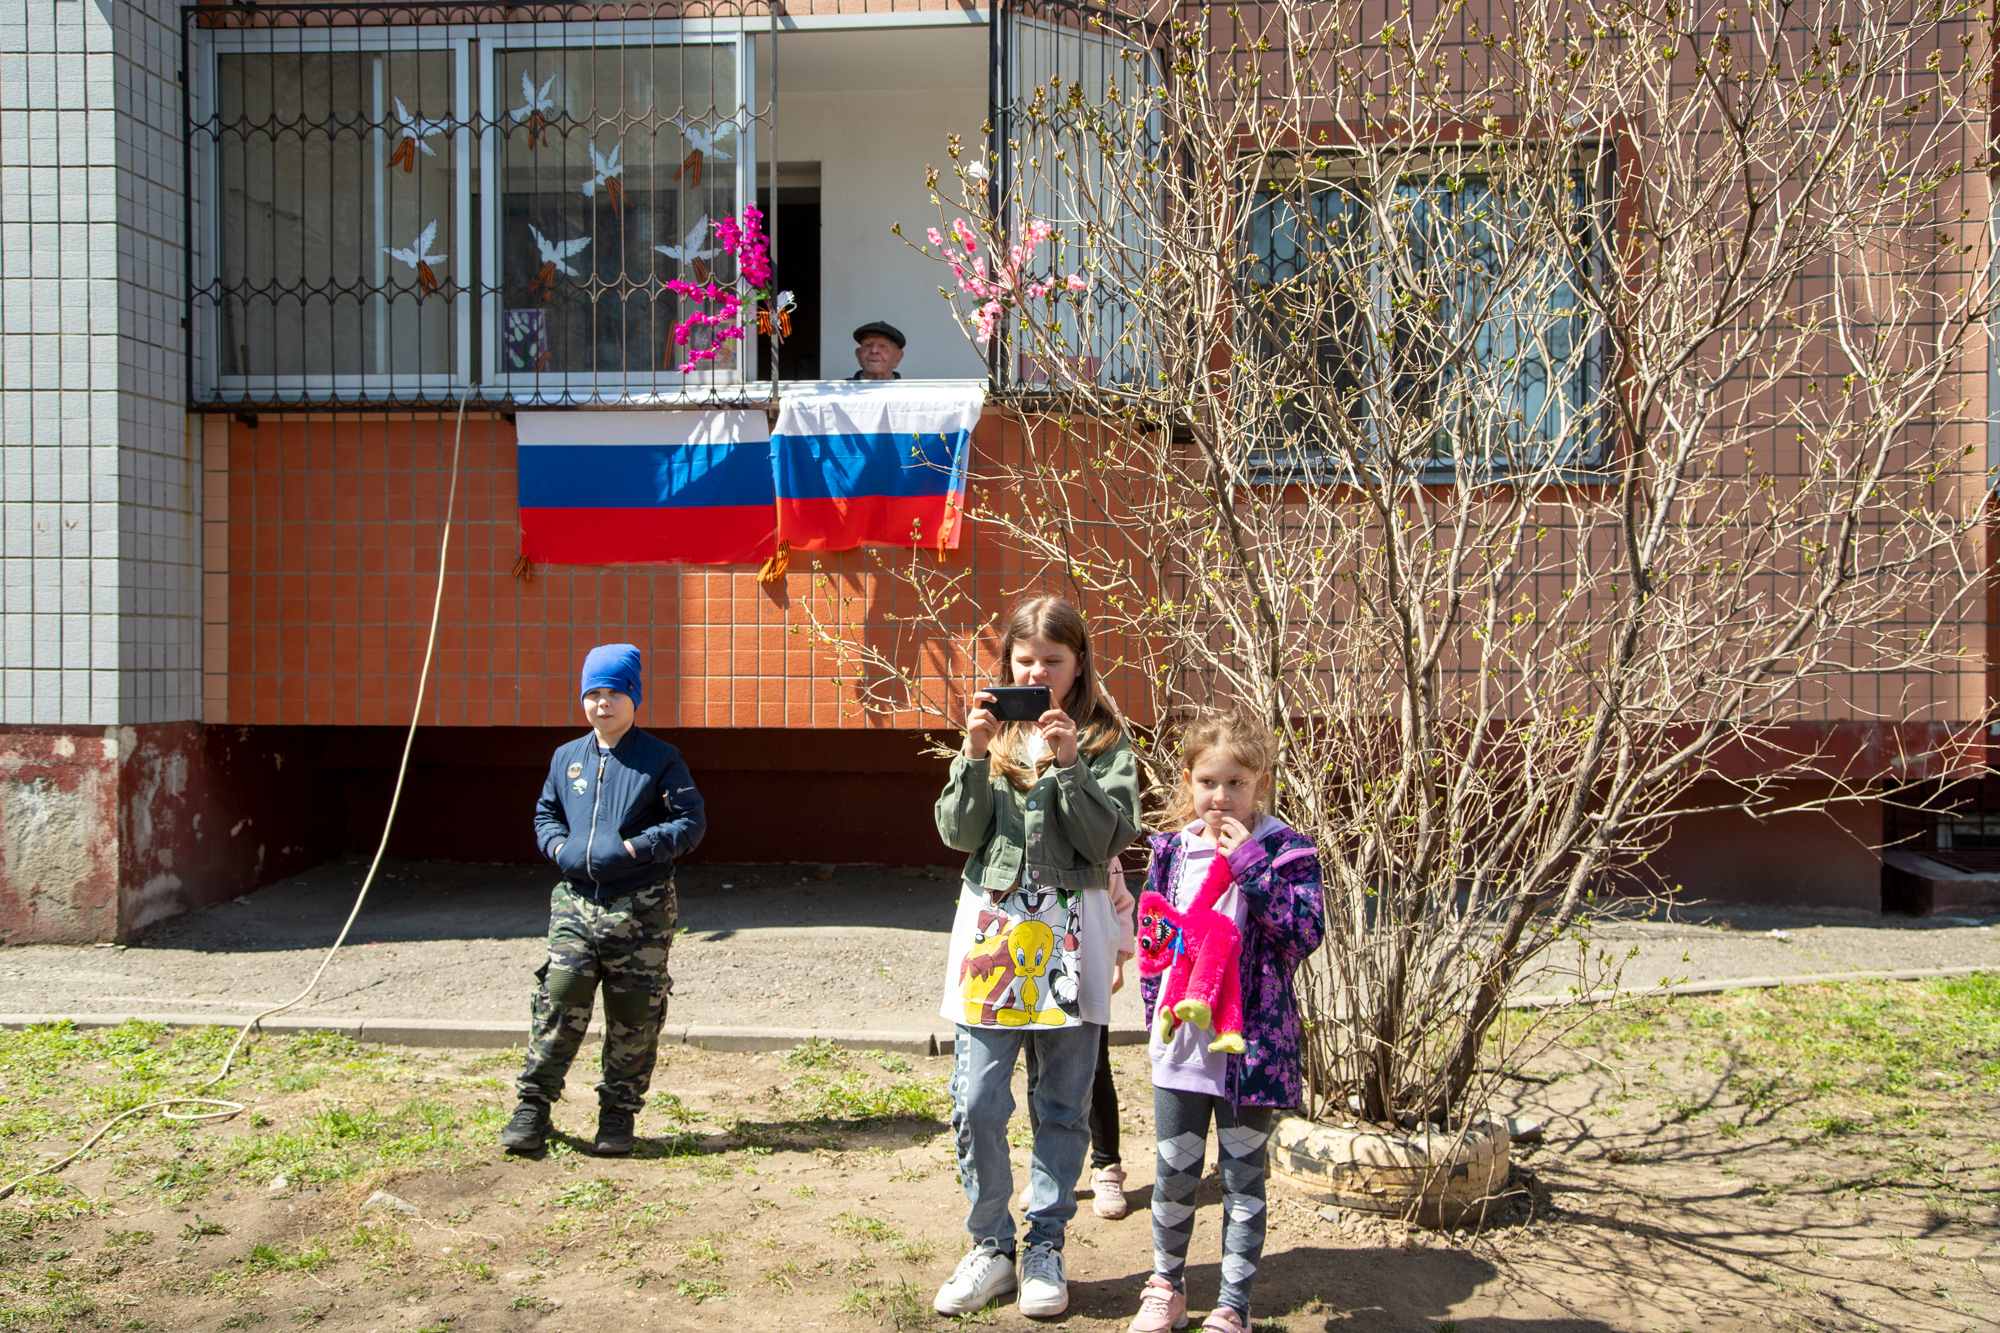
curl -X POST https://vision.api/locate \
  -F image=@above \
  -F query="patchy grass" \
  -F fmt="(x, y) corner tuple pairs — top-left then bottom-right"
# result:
(0, 984), (1992, 1331)
(1564, 972), (2000, 1118)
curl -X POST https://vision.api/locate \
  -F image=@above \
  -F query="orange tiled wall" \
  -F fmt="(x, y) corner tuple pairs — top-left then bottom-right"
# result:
(200, 411), (1056, 729)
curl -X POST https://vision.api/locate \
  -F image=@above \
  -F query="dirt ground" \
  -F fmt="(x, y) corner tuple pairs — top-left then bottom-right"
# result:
(0, 977), (1994, 1333)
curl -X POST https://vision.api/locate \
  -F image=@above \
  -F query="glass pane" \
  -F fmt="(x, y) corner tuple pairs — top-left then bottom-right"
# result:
(496, 44), (740, 379)
(1243, 170), (1596, 469)
(217, 50), (457, 378)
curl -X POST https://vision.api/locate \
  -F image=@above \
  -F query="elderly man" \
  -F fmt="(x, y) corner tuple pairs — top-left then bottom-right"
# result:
(850, 320), (906, 380)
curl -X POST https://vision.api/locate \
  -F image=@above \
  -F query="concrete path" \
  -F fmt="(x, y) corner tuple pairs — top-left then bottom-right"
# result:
(5, 856), (1998, 1045)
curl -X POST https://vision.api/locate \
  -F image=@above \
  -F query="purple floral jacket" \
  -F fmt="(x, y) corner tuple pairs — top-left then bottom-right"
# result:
(1140, 819), (1326, 1109)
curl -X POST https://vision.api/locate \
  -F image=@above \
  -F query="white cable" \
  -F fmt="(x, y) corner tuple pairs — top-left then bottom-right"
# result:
(201, 382), (474, 1080)
(0, 1099), (240, 1202)
(0, 392), (472, 1205)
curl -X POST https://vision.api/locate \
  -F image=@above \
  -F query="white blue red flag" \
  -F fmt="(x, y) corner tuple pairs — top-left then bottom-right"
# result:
(771, 382), (983, 551)
(516, 410), (776, 565)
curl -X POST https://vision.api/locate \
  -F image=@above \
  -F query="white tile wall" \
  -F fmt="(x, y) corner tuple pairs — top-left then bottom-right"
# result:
(0, 0), (195, 725)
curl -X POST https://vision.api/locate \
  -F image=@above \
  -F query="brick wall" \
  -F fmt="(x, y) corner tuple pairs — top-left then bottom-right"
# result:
(201, 409), (1058, 730)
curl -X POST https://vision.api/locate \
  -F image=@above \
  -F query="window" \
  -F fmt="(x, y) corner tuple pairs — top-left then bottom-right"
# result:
(486, 38), (743, 391)
(215, 43), (464, 389)
(1243, 158), (1604, 475)
(996, 1), (1162, 392)
(189, 5), (767, 406)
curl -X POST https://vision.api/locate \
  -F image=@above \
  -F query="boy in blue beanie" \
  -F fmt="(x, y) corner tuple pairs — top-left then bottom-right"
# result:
(500, 643), (707, 1155)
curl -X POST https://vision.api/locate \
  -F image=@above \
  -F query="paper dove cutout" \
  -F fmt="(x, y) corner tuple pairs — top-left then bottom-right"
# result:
(654, 215), (716, 282)
(388, 97), (451, 172)
(511, 71), (559, 150)
(382, 220), (447, 294)
(528, 222), (589, 300)
(582, 139), (626, 210)
(652, 215), (715, 264)
(670, 116), (738, 187)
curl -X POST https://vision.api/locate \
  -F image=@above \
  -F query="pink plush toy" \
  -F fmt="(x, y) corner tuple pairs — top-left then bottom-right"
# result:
(1136, 851), (1246, 1054)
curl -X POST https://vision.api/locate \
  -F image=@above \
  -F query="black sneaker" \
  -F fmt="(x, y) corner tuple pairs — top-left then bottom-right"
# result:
(594, 1105), (636, 1156)
(498, 1100), (551, 1152)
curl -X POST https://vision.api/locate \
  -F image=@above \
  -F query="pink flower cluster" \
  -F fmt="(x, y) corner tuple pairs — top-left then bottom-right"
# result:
(716, 204), (772, 291)
(925, 216), (1090, 346)
(666, 204), (774, 373)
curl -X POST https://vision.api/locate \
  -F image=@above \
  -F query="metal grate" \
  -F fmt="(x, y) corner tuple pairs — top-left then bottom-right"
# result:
(990, 0), (1165, 396)
(184, 1), (778, 410)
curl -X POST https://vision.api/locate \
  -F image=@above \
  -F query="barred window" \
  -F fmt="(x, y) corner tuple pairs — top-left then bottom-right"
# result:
(191, 6), (766, 408)
(489, 40), (742, 388)
(1243, 162), (1604, 476)
(216, 45), (463, 388)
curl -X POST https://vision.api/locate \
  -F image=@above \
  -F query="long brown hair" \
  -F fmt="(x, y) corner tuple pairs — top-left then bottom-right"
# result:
(1158, 707), (1279, 830)
(989, 595), (1125, 790)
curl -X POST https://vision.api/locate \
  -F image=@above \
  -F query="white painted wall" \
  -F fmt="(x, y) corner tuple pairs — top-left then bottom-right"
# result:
(772, 27), (989, 381)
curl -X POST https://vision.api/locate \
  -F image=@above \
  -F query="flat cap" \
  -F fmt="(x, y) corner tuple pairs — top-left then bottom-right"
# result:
(852, 320), (907, 349)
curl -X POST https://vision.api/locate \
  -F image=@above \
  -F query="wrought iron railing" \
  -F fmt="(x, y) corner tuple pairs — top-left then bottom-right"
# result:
(184, 1), (779, 410)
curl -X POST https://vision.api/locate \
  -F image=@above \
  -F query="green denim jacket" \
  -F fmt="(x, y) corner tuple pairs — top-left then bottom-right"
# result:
(934, 734), (1143, 893)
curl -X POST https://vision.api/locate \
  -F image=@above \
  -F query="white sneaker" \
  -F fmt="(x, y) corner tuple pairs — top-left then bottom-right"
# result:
(1018, 1241), (1069, 1318)
(934, 1243), (1018, 1316)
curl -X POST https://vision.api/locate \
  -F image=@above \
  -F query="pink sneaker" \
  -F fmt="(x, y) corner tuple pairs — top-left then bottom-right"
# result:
(1200, 1307), (1248, 1333)
(1092, 1164), (1129, 1219)
(1128, 1275), (1187, 1332)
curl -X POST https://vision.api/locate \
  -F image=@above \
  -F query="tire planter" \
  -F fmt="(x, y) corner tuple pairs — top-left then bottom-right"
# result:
(1269, 1114), (1511, 1228)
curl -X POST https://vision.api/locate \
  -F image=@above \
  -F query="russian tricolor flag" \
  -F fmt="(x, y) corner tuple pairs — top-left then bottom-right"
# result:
(771, 382), (984, 551)
(517, 410), (776, 566)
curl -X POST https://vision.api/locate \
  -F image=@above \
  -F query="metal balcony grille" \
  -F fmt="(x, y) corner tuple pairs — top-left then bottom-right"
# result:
(184, 1), (778, 410)
(990, 0), (1165, 397)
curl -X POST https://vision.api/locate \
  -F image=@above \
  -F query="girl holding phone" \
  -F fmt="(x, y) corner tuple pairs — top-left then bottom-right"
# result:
(930, 595), (1143, 1319)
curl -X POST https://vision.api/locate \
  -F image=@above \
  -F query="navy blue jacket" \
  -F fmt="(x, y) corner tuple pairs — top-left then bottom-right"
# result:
(534, 727), (706, 900)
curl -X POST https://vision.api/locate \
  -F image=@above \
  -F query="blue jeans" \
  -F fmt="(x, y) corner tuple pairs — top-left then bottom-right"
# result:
(951, 1022), (1101, 1251)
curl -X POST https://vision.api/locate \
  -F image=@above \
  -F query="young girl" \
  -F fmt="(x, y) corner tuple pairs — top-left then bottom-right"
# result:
(1128, 709), (1325, 1333)
(932, 595), (1143, 1320)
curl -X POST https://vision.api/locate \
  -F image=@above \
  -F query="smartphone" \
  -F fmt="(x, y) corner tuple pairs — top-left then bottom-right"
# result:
(983, 685), (1052, 722)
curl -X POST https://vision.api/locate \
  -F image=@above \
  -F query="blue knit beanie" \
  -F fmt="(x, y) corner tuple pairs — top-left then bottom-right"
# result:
(580, 643), (643, 706)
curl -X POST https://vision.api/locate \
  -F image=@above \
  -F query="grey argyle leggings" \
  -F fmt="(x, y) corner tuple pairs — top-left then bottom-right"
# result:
(1150, 1087), (1273, 1318)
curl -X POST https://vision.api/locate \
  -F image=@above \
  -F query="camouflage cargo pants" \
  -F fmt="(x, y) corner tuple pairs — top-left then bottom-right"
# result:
(516, 878), (677, 1112)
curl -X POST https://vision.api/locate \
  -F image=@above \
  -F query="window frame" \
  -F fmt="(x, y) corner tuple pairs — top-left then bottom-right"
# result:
(1240, 144), (1614, 484)
(192, 24), (476, 403)
(187, 11), (766, 408)
(476, 19), (760, 404)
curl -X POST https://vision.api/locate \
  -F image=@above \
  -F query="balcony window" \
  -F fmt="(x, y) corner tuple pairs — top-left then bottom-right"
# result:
(189, 5), (764, 407)
(215, 45), (463, 390)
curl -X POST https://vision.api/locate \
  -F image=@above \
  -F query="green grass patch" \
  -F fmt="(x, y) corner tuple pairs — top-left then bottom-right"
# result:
(246, 1240), (331, 1273)
(1579, 974), (2000, 1101)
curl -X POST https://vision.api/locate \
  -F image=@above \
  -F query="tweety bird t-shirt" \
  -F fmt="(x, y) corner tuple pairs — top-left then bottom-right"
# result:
(940, 880), (1118, 1030)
